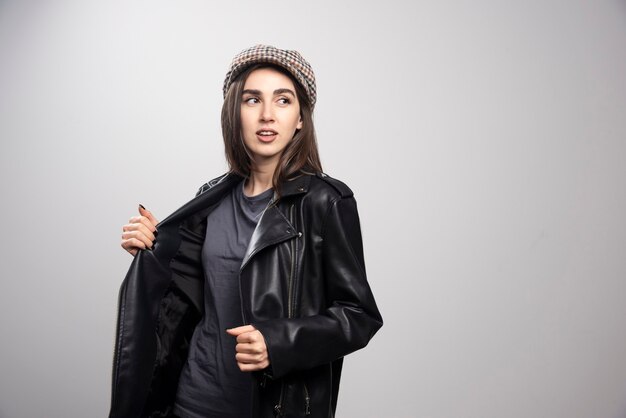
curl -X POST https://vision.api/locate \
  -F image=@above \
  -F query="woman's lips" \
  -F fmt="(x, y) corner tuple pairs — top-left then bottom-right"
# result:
(256, 130), (278, 143)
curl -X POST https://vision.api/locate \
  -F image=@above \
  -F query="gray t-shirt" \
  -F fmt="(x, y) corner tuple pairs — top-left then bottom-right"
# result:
(173, 181), (273, 418)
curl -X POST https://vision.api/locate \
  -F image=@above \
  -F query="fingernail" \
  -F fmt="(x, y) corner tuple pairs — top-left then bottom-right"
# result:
(139, 204), (146, 210)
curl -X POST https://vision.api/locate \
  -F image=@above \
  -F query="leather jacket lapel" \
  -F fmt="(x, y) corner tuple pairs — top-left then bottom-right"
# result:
(240, 203), (298, 271)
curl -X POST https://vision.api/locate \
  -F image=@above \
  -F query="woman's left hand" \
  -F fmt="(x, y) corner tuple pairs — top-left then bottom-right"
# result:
(226, 325), (270, 372)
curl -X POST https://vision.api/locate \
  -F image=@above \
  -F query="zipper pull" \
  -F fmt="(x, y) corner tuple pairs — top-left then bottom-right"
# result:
(305, 395), (311, 415)
(273, 404), (283, 416)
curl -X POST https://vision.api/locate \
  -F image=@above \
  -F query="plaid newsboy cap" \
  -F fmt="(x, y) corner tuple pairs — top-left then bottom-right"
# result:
(223, 44), (317, 107)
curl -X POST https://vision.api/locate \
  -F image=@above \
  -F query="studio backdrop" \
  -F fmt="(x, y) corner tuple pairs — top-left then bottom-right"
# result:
(0, 1), (625, 417)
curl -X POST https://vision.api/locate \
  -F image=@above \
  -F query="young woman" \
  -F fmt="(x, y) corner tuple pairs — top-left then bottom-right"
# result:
(111, 45), (382, 418)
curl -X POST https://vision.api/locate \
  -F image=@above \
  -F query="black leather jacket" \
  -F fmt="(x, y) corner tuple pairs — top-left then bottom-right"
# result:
(109, 172), (383, 418)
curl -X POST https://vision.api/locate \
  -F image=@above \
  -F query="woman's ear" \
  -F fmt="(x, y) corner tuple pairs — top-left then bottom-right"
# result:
(297, 116), (303, 130)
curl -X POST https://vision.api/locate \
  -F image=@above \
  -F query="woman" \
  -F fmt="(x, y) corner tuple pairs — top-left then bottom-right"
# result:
(111, 45), (382, 418)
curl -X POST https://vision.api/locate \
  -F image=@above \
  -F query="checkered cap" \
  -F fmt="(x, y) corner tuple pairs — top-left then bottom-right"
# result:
(223, 44), (317, 107)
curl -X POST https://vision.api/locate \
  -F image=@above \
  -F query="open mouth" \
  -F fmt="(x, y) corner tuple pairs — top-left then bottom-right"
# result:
(256, 130), (278, 142)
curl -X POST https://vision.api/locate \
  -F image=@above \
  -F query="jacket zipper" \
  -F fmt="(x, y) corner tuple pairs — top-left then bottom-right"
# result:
(274, 381), (311, 416)
(287, 204), (297, 318)
(275, 204), (310, 416)
(304, 382), (311, 415)
(274, 383), (285, 416)
(291, 206), (311, 416)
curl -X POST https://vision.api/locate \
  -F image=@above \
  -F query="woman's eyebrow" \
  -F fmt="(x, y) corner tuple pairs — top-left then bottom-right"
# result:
(273, 88), (296, 96)
(242, 88), (296, 96)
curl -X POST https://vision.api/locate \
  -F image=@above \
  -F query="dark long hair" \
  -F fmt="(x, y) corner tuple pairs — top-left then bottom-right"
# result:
(221, 64), (322, 198)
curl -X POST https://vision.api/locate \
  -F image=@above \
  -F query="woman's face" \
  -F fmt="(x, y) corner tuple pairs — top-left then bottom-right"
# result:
(240, 67), (303, 169)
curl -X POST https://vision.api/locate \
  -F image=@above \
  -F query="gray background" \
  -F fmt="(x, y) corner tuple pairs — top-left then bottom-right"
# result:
(1, 1), (625, 417)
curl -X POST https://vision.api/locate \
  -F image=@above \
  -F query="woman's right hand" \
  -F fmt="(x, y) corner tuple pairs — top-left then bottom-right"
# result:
(121, 204), (159, 256)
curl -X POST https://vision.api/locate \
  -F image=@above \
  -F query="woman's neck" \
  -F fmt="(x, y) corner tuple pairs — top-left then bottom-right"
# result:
(244, 163), (275, 197)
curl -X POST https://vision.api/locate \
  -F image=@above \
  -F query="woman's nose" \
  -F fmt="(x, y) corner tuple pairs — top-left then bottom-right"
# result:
(260, 103), (274, 122)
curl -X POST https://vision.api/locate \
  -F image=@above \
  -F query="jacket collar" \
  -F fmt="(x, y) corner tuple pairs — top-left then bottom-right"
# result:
(279, 173), (311, 198)
(157, 172), (312, 229)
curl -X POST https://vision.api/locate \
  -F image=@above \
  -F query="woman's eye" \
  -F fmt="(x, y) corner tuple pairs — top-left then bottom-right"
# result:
(244, 97), (259, 104)
(277, 97), (291, 105)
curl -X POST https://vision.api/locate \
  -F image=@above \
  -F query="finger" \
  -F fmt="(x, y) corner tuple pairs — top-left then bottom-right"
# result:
(122, 230), (154, 249)
(236, 331), (262, 344)
(123, 222), (156, 242)
(121, 237), (147, 250)
(121, 237), (147, 254)
(235, 352), (267, 363)
(139, 204), (159, 227)
(235, 341), (264, 354)
(120, 241), (138, 257)
(226, 325), (255, 336)
(128, 216), (158, 233)
(236, 359), (270, 372)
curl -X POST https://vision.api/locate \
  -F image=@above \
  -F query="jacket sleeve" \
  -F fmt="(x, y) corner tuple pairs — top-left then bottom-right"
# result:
(252, 195), (383, 379)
